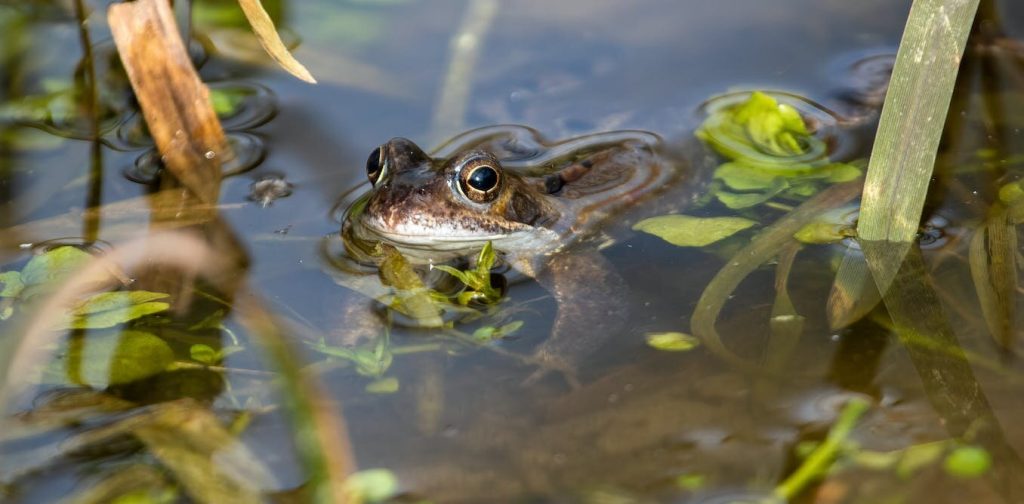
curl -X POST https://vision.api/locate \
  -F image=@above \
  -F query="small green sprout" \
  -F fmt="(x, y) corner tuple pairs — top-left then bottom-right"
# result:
(434, 241), (502, 305)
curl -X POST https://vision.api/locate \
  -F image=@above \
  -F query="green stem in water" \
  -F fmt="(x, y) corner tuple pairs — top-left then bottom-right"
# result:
(774, 397), (871, 501)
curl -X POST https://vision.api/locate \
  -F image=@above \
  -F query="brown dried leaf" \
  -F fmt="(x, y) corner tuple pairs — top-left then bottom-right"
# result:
(827, 249), (882, 330)
(108, 0), (227, 204)
(969, 212), (1018, 350)
(237, 0), (317, 83)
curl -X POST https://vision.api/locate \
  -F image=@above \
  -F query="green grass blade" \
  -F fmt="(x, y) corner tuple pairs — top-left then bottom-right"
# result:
(858, 0), (979, 249)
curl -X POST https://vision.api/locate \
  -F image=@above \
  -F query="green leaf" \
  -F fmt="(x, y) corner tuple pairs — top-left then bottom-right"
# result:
(345, 469), (399, 502)
(434, 241), (502, 305)
(58, 291), (171, 330)
(210, 88), (246, 117)
(365, 377), (399, 394)
(634, 215), (757, 247)
(697, 91), (827, 171)
(645, 332), (700, 351)
(20, 246), (94, 287)
(943, 446), (991, 479)
(822, 162), (863, 183)
(476, 241), (497, 271)
(674, 474), (706, 490)
(733, 91), (811, 156)
(306, 338), (393, 377)
(472, 320), (524, 342)
(190, 344), (219, 365)
(895, 441), (947, 478)
(715, 162), (789, 191)
(433, 265), (474, 286)
(111, 488), (179, 504)
(715, 189), (780, 210)
(66, 330), (175, 387)
(793, 206), (859, 244)
(0, 271), (24, 298)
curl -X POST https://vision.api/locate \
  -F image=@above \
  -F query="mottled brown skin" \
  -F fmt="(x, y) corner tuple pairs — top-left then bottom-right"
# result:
(343, 126), (679, 384)
(356, 138), (561, 253)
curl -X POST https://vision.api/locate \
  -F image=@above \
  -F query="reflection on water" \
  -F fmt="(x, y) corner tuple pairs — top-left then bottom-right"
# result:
(2, 0), (1024, 502)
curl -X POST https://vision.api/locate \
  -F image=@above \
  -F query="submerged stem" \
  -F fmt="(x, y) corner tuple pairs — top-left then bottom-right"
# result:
(774, 397), (870, 501)
(431, 0), (499, 140)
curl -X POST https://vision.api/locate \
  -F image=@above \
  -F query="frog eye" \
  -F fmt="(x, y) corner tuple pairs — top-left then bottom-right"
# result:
(458, 162), (502, 203)
(366, 146), (385, 185)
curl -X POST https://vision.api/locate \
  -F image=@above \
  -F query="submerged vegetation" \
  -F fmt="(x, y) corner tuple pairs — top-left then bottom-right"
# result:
(1, 0), (1024, 502)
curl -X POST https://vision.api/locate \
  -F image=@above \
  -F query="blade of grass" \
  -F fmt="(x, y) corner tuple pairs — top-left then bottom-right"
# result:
(862, 242), (1024, 501)
(857, 0), (979, 287)
(236, 0), (317, 83)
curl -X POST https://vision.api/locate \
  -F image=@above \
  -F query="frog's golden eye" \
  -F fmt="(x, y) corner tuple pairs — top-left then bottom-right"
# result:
(366, 146), (385, 185)
(457, 161), (502, 203)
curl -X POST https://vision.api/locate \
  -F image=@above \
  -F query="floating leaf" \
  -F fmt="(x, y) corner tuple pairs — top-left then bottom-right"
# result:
(634, 215), (756, 247)
(365, 377), (399, 394)
(65, 330), (175, 387)
(943, 446), (991, 478)
(236, 0), (317, 83)
(697, 91), (827, 172)
(645, 332), (700, 351)
(58, 291), (171, 330)
(734, 91), (811, 156)
(20, 246), (94, 287)
(345, 468), (399, 502)
(715, 189), (782, 210)
(715, 162), (789, 191)
(0, 271), (24, 298)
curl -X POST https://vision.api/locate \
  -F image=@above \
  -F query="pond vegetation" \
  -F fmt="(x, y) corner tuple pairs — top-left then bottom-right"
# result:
(2, 0), (1024, 503)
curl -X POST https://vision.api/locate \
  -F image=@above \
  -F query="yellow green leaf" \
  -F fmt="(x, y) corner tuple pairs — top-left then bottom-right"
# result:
(645, 332), (700, 351)
(634, 215), (756, 247)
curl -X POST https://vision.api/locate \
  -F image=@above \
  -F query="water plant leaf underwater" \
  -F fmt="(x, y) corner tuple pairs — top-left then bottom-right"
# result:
(57, 290), (170, 330)
(434, 240), (502, 305)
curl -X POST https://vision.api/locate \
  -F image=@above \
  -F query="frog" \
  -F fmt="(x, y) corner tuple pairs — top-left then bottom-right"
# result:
(340, 125), (692, 385)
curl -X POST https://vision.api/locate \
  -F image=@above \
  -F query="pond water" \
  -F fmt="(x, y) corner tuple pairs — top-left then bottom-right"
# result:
(3, 0), (1024, 503)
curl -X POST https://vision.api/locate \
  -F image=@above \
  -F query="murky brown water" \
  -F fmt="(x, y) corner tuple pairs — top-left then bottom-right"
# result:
(3, 0), (1024, 503)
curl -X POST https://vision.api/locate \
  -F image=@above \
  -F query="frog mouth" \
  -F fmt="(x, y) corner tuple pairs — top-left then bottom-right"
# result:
(351, 213), (555, 260)
(354, 214), (508, 248)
